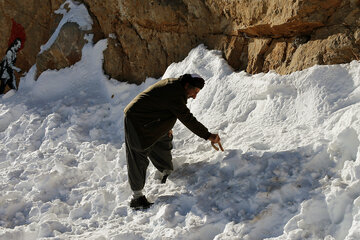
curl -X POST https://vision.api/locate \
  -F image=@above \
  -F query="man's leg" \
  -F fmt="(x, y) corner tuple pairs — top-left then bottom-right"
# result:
(124, 117), (149, 192)
(125, 139), (149, 193)
(124, 117), (153, 209)
(148, 133), (173, 183)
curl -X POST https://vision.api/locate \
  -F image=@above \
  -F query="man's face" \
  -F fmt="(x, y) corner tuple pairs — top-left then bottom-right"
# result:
(185, 85), (201, 99)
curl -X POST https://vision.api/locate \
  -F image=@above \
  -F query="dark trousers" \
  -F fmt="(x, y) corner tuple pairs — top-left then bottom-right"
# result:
(125, 116), (173, 191)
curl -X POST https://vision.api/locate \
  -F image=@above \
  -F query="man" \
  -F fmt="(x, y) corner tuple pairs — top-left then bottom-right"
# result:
(124, 73), (221, 210)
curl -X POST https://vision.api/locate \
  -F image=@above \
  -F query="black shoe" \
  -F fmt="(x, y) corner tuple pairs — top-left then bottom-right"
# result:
(161, 174), (169, 184)
(130, 196), (153, 210)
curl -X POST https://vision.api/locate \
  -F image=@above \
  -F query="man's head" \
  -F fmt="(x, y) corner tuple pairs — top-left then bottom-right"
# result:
(179, 74), (205, 99)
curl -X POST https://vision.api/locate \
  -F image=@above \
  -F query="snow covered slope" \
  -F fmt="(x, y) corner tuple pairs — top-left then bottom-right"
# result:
(0, 2), (360, 240)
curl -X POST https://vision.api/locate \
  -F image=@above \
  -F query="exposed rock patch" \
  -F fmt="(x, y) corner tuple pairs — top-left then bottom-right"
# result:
(36, 22), (87, 79)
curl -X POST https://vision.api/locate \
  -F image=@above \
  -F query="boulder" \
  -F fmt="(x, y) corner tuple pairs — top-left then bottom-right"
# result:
(36, 22), (87, 79)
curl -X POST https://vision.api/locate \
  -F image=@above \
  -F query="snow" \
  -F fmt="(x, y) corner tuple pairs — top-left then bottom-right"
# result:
(39, 0), (92, 54)
(1, 2), (360, 239)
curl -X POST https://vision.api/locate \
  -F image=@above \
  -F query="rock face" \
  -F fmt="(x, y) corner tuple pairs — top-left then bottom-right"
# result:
(36, 22), (87, 79)
(1, 0), (360, 85)
(83, 0), (230, 83)
(225, 0), (360, 75)
(83, 0), (360, 83)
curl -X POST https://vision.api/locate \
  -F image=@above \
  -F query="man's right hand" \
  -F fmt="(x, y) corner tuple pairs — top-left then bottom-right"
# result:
(209, 133), (220, 143)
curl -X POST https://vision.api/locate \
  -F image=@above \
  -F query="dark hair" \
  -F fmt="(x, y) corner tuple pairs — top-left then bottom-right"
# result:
(179, 74), (205, 89)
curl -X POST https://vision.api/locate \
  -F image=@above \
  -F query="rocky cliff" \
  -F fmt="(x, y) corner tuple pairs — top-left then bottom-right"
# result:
(1, 0), (360, 85)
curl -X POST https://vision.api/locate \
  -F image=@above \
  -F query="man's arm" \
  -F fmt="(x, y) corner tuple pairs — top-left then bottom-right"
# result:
(176, 108), (221, 144)
(170, 99), (211, 140)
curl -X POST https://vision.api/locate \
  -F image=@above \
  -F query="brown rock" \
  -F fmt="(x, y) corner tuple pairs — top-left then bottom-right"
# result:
(85, 0), (360, 82)
(83, 0), (230, 83)
(36, 22), (87, 79)
(215, 0), (342, 37)
(3, 0), (360, 85)
(247, 39), (271, 74)
(223, 36), (249, 71)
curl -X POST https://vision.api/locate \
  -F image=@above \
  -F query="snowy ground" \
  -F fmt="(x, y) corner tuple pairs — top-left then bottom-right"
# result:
(1, 2), (360, 240)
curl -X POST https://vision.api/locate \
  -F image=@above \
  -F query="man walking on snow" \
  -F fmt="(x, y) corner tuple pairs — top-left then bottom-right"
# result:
(124, 73), (221, 210)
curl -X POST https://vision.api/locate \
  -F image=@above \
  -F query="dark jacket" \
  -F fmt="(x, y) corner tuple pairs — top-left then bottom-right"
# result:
(124, 77), (211, 149)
